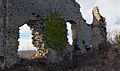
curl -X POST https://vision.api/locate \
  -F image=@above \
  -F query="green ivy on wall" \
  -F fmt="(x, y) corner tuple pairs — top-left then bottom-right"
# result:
(44, 12), (67, 50)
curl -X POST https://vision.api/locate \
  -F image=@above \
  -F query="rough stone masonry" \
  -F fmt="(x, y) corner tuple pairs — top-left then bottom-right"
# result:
(0, 0), (107, 68)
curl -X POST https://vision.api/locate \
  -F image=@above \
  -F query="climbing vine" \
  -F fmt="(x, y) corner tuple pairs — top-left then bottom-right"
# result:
(44, 12), (67, 50)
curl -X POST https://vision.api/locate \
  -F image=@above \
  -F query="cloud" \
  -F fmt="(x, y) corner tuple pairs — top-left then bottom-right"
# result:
(19, 24), (32, 34)
(96, 0), (120, 23)
(19, 24), (32, 39)
(18, 39), (37, 51)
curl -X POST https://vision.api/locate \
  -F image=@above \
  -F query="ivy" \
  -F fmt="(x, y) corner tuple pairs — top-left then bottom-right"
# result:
(44, 12), (67, 50)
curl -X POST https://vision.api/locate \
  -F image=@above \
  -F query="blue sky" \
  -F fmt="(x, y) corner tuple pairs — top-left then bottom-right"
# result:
(19, 0), (120, 50)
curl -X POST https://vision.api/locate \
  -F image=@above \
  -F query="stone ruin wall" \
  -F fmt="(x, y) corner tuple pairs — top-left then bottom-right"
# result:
(92, 7), (107, 51)
(0, 0), (107, 68)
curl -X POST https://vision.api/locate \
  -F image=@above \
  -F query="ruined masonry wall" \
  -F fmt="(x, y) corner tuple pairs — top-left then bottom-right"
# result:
(92, 7), (107, 51)
(0, 0), (107, 68)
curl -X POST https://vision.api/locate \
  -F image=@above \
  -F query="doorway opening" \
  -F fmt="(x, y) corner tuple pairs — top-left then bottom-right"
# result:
(18, 24), (37, 59)
(66, 22), (73, 45)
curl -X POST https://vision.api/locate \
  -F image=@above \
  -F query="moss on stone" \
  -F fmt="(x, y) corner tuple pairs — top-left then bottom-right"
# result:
(44, 12), (67, 50)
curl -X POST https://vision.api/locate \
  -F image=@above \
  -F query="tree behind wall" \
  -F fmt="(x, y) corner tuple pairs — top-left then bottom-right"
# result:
(115, 35), (120, 46)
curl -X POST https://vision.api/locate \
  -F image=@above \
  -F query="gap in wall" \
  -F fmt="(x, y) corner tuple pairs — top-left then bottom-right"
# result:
(66, 22), (73, 45)
(18, 24), (37, 59)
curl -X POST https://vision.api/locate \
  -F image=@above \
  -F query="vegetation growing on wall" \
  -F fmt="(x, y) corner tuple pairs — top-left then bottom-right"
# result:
(44, 12), (67, 50)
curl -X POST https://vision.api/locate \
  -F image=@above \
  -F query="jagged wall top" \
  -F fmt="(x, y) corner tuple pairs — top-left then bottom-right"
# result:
(92, 6), (101, 21)
(92, 6), (106, 25)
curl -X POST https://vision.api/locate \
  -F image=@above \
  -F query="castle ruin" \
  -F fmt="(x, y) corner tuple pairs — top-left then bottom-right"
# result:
(0, 0), (107, 68)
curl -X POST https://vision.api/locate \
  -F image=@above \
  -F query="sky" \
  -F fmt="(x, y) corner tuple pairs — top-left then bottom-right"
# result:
(19, 0), (120, 50)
